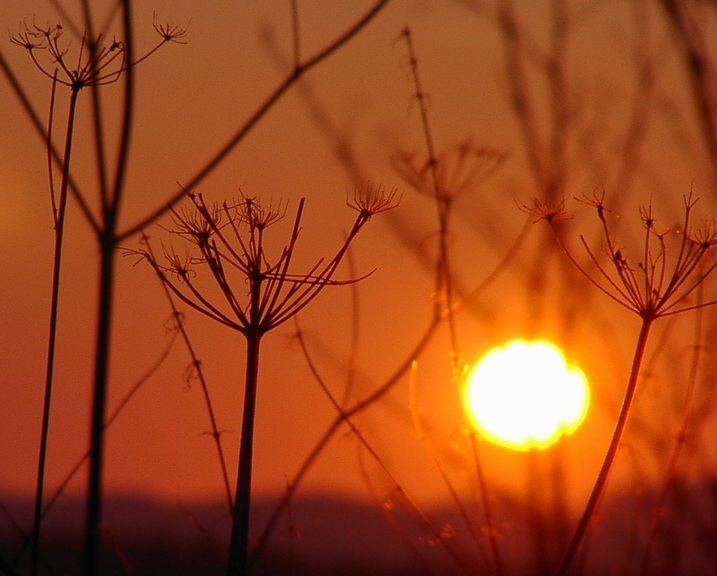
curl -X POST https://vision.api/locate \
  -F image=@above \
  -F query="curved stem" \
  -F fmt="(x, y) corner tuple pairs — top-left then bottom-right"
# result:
(556, 316), (653, 576)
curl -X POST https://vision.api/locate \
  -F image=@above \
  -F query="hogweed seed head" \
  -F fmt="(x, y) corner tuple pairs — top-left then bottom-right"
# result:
(152, 12), (189, 45)
(138, 187), (395, 336)
(536, 190), (717, 319)
(394, 139), (505, 202)
(519, 196), (568, 224)
(12, 15), (186, 90)
(347, 182), (401, 223)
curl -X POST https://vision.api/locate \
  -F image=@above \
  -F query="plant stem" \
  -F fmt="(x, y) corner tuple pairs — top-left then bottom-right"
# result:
(556, 316), (653, 576)
(227, 328), (262, 576)
(84, 234), (116, 576)
(32, 85), (79, 576)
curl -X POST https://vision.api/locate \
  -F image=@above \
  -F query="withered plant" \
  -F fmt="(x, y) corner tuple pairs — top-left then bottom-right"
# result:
(137, 186), (397, 575)
(10, 18), (184, 576)
(524, 190), (717, 575)
(2, 3), (390, 574)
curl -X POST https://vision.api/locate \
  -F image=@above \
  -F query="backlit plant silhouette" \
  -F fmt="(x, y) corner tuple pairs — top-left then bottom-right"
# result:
(1, 3), (391, 574)
(137, 186), (398, 575)
(10, 17), (184, 576)
(524, 190), (717, 575)
(3, 3), (717, 576)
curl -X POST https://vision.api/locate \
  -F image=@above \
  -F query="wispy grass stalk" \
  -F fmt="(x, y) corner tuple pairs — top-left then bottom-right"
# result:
(249, 316), (442, 567)
(295, 329), (473, 575)
(140, 234), (234, 513)
(397, 27), (504, 574)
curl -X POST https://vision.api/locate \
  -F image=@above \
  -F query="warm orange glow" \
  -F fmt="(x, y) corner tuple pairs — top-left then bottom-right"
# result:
(464, 340), (590, 451)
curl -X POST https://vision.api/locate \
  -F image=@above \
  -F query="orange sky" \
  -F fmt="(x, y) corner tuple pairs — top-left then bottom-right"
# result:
(2, 0), (717, 530)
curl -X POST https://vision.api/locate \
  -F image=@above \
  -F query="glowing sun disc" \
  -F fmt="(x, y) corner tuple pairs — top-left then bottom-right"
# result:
(464, 340), (590, 451)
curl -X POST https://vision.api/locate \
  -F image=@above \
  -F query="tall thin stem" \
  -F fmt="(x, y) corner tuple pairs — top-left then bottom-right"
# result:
(640, 288), (704, 575)
(84, 4), (135, 573)
(227, 327), (262, 576)
(84, 234), (116, 576)
(32, 84), (80, 576)
(556, 315), (653, 576)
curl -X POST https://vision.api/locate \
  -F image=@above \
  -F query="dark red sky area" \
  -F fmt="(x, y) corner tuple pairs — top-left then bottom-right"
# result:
(1, 0), (716, 538)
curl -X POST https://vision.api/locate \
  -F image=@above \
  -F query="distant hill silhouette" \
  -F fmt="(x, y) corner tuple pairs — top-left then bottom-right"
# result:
(2, 480), (715, 575)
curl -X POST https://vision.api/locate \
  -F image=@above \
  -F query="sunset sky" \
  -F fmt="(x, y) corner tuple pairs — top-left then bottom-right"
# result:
(2, 1), (716, 547)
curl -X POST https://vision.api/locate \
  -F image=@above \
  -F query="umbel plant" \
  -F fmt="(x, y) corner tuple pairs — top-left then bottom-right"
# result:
(9, 17), (185, 576)
(1, 2), (390, 575)
(524, 190), (717, 575)
(136, 185), (398, 575)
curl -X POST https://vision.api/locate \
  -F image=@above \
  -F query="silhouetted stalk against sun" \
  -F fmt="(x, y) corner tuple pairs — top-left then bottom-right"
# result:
(295, 330), (473, 575)
(640, 282), (705, 575)
(523, 190), (717, 576)
(400, 28), (460, 356)
(137, 186), (398, 576)
(557, 316), (652, 576)
(397, 28), (507, 574)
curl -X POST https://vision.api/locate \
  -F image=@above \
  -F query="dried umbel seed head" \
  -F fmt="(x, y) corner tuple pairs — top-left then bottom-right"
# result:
(137, 187), (396, 336)
(229, 192), (287, 232)
(531, 190), (717, 319)
(519, 196), (568, 224)
(12, 21), (126, 89)
(347, 182), (401, 223)
(12, 14), (187, 90)
(152, 12), (189, 44)
(394, 140), (505, 201)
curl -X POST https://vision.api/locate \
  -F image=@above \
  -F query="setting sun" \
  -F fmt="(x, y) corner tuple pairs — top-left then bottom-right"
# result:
(464, 340), (590, 451)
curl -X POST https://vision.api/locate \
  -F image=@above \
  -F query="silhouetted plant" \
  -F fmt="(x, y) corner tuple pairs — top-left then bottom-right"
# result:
(137, 185), (398, 575)
(393, 28), (508, 575)
(10, 17), (183, 576)
(4, 3), (391, 574)
(523, 190), (717, 575)
(140, 234), (234, 513)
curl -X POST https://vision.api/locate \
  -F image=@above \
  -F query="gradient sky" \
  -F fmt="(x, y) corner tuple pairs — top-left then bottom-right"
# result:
(2, 0), (716, 528)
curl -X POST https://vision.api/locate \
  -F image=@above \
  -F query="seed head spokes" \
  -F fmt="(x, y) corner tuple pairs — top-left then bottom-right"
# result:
(11, 20), (127, 89)
(169, 193), (220, 248)
(152, 12), (189, 45)
(552, 191), (717, 319)
(393, 139), (504, 202)
(347, 182), (401, 225)
(518, 196), (568, 225)
(141, 190), (393, 335)
(13, 14), (187, 89)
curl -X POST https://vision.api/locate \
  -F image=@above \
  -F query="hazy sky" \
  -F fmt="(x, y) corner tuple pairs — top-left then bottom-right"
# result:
(2, 0), (716, 526)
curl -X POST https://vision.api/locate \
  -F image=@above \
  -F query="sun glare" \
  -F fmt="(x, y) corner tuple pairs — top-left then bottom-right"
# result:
(464, 340), (590, 451)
